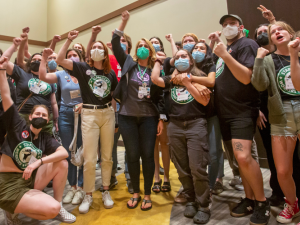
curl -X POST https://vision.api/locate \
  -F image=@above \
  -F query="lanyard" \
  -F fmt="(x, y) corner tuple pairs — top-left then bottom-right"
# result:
(138, 64), (147, 81)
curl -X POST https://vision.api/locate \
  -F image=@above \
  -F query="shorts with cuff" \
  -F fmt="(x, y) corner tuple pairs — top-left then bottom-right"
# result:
(218, 117), (256, 141)
(0, 170), (37, 214)
(271, 99), (300, 137)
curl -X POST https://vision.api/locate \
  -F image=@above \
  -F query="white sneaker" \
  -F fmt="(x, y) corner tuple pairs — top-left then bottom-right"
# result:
(55, 205), (76, 223)
(102, 191), (114, 209)
(96, 163), (101, 170)
(72, 188), (84, 205)
(79, 195), (93, 214)
(3, 211), (22, 225)
(229, 176), (242, 187)
(63, 187), (76, 204)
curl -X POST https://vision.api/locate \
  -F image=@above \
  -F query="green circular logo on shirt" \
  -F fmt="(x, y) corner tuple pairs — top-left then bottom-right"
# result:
(13, 141), (43, 170)
(171, 86), (194, 104)
(216, 58), (225, 78)
(28, 78), (51, 96)
(88, 75), (111, 98)
(277, 65), (300, 96)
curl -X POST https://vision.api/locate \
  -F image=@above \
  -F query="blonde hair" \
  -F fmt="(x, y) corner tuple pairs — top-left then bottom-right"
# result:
(132, 38), (156, 68)
(181, 33), (199, 45)
(268, 21), (295, 44)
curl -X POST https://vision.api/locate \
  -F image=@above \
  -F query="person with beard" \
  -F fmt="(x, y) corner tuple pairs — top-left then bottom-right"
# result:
(3, 36), (58, 135)
(0, 56), (76, 224)
(209, 14), (270, 225)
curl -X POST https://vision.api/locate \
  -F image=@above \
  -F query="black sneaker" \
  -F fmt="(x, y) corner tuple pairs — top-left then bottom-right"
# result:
(212, 181), (224, 195)
(250, 200), (270, 225)
(99, 176), (118, 191)
(231, 198), (255, 217)
(267, 194), (284, 206)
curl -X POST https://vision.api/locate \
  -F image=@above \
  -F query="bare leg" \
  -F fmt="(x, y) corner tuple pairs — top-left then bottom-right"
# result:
(272, 136), (297, 204)
(232, 139), (265, 201)
(240, 169), (254, 199)
(14, 189), (61, 220)
(34, 159), (68, 202)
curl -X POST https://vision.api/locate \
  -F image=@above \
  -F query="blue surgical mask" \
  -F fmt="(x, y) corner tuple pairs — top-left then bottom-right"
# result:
(48, 60), (57, 70)
(121, 43), (127, 51)
(152, 44), (161, 52)
(175, 58), (190, 72)
(192, 51), (205, 63)
(183, 43), (195, 52)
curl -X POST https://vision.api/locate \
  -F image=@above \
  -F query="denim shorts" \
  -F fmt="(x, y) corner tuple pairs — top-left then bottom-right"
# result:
(271, 99), (300, 137)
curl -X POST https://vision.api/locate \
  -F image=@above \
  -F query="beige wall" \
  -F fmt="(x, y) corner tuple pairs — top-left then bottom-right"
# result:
(52, 0), (228, 57)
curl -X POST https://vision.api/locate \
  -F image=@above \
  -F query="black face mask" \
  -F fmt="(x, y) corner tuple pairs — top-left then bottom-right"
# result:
(257, 32), (269, 46)
(31, 117), (48, 129)
(30, 61), (40, 72)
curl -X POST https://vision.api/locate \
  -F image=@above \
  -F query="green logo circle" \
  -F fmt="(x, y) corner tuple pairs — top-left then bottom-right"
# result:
(216, 58), (225, 78)
(171, 86), (194, 104)
(13, 141), (43, 170)
(28, 78), (51, 96)
(277, 65), (300, 96)
(88, 75), (111, 98)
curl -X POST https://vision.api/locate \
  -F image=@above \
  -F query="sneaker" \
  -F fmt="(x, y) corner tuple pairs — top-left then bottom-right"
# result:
(231, 197), (255, 217)
(3, 211), (22, 225)
(63, 187), (77, 204)
(234, 184), (245, 191)
(102, 191), (114, 209)
(117, 163), (122, 170)
(72, 188), (84, 205)
(212, 181), (224, 195)
(127, 179), (134, 194)
(99, 176), (118, 192)
(267, 194), (284, 207)
(55, 205), (76, 223)
(276, 197), (300, 223)
(174, 190), (187, 203)
(229, 176), (242, 187)
(79, 195), (93, 214)
(250, 200), (270, 225)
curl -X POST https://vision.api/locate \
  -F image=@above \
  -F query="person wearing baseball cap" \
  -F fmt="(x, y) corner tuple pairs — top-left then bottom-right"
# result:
(208, 14), (270, 225)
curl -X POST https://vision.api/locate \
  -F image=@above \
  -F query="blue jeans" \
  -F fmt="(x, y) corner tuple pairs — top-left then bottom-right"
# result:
(207, 115), (224, 189)
(58, 105), (83, 187)
(119, 115), (158, 195)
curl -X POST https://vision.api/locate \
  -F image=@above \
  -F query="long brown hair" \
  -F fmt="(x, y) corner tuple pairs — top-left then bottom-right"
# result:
(88, 41), (111, 74)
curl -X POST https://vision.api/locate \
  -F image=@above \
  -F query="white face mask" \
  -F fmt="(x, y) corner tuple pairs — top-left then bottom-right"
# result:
(91, 49), (105, 61)
(222, 25), (239, 39)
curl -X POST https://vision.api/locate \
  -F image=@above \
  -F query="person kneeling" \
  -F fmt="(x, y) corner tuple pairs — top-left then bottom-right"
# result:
(0, 56), (76, 224)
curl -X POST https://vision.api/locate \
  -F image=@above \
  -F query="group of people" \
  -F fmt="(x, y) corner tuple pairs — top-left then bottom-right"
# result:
(0, 4), (300, 225)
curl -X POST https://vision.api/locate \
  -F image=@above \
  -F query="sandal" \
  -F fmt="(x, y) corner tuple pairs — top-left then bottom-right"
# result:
(140, 199), (152, 211)
(161, 182), (171, 192)
(127, 196), (141, 209)
(152, 179), (162, 193)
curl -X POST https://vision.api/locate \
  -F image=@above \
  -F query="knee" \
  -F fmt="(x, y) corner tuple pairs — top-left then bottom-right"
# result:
(58, 159), (68, 171)
(235, 154), (251, 167)
(277, 167), (292, 180)
(45, 202), (61, 219)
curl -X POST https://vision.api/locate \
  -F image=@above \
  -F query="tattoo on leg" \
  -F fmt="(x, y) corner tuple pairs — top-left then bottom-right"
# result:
(233, 142), (243, 151)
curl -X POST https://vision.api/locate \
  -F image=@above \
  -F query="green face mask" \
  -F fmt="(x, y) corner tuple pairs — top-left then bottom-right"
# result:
(137, 47), (149, 60)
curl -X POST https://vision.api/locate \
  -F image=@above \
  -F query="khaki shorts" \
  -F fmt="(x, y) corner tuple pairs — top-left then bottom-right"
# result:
(0, 171), (37, 214)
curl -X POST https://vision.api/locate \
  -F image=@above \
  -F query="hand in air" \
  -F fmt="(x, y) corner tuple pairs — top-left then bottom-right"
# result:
(0, 56), (9, 70)
(208, 32), (221, 43)
(156, 51), (166, 63)
(68, 30), (79, 41)
(121, 11), (130, 22)
(13, 37), (22, 47)
(52, 35), (61, 43)
(214, 42), (227, 58)
(20, 33), (28, 41)
(199, 39), (206, 43)
(106, 42), (113, 51)
(288, 37), (300, 54)
(42, 48), (54, 60)
(256, 47), (269, 59)
(22, 27), (30, 34)
(92, 26), (102, 35)
(165, 34), (173, 43)
(257, 5), (275, 22)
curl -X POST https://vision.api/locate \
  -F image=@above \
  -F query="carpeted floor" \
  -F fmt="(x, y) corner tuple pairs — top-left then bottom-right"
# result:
(61, 162), (181, 225)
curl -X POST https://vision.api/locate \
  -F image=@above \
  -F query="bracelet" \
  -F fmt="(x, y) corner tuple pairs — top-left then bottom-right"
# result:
(67, 38), (73, 42)
(155, 59), (162, 65)
(40, 158), (43, 165)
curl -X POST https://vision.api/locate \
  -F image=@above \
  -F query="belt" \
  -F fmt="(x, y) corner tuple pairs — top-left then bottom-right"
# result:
(83, 102), (112, 109)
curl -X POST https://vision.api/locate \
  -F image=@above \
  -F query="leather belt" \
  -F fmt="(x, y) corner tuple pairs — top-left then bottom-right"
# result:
(83, 102), (112, 109)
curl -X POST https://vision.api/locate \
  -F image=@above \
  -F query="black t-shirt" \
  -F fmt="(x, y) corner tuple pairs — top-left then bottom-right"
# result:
(0, 104), (60, 170)
(271, 53), (300, 100)
(0, 78), (16, 117)
(161, 75), (206, 120)
(71, 62), (118, 105)
(214, 37), (259, 118)
(9, 66), (56, 114)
